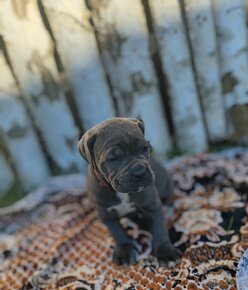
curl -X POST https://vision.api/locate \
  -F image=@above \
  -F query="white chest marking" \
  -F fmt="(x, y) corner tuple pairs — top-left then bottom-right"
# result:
(107, 192), (136, 216)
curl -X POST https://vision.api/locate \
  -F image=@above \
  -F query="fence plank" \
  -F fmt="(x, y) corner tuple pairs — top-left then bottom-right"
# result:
(184, 0), (227, 142)
(42, 0), (116, 129)
(0, 154), (14, 195)
(0, 51), (50, 190)
(149, 0), (208, 153)
(212, 0), (248, 140)
(212, 0), (248, 109)
(89, 0), (172, 157)
(0, 0), (85, 173)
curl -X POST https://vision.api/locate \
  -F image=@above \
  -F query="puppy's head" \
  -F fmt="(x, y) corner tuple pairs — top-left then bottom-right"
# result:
(78, 117), (154, 192)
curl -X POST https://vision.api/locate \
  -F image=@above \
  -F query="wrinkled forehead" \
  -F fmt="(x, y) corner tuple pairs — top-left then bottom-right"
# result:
(94, 125), (145, 158)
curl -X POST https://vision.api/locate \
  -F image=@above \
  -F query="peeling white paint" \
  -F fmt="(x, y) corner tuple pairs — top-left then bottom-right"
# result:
(91, 0), (172, 157)
(184, 0), (227, 142)
(0, 0), (85, 173)
(149, 0), (208, 153)
(42, 0), (116, 129)
(212, 0), (248, 109)
(0, 51), (50, 190)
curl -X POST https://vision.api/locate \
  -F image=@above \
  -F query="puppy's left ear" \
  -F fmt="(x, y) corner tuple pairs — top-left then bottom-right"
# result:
(78, 130), (96, 165)
(129, 118), (145, 135)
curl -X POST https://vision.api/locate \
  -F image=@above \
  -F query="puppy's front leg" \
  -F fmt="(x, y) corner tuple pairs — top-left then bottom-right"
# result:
(144, 189), (182, 264)
(150, 207), (181, 263)
(103, 217), (137, 265)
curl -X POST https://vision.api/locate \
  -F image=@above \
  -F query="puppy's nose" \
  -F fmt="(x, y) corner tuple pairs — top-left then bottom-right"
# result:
(131, 163), (147, 178)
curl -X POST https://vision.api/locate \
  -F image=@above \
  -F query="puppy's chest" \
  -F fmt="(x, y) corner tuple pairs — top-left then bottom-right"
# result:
(107, 192), (137, 217)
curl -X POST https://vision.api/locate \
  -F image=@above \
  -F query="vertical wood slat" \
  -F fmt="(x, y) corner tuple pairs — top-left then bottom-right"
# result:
(149, 0), (208, 153)
(89, 0), (172, 157)
(0, 154), (14, 195)
(212, 0), (248, 140)
(184, 0), (227, 142)
(42, 0), (116, 130)
(0, 0), (85, 173)
(0, 51), (50, 190)
(1, 0), (248, 195)
(212, 0), (248, 109)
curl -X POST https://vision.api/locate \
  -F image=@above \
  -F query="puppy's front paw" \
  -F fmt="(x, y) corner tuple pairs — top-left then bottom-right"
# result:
(113, 243), (137, 265)
(155, 243), (182, 265)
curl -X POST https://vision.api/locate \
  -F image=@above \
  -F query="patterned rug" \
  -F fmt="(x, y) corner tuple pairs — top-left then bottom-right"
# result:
(0, 149), (248, 290)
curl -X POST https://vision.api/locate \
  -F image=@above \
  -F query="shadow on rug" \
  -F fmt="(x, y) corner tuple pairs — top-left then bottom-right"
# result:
(0, 150), (248, 290)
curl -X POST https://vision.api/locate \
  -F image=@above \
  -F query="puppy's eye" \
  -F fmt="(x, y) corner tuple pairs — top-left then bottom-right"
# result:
(108, 156), (121, 162)
(142, 145), (149, 153)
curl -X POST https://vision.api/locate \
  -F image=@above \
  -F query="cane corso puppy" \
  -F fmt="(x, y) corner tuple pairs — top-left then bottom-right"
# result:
(78, 117), (181, 265)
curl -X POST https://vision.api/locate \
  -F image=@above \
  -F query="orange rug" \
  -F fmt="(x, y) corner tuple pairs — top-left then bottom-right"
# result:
(0, 149), (247, 289)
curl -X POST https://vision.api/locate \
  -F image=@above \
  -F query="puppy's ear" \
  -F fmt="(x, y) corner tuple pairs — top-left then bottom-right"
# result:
(78, 130), (96, 165)
(129, 118), (145, 135)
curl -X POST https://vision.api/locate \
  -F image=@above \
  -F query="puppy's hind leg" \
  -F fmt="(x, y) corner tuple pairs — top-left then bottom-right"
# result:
(150, 158), (174, 204)
(159, 173), (174, 205)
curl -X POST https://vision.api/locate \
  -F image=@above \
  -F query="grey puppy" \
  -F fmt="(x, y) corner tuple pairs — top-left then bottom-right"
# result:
(78, 117), (182, 265)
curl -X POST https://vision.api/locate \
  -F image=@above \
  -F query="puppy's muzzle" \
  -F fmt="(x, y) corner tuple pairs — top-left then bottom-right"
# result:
(131, 163), (147, 181)
(112, 161), (153, 193)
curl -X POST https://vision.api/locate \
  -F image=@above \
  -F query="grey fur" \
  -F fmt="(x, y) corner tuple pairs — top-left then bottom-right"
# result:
(78, 117), (181, 265)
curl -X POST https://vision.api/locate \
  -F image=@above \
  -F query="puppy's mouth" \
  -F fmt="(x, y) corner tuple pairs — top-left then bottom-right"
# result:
(111, 171), (154, 193)
(111, 183), (148, 194)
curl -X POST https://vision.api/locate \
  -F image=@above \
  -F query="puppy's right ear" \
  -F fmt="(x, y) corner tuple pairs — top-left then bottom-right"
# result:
(129, 118), (145, 135)
(78, 130), (96, 165)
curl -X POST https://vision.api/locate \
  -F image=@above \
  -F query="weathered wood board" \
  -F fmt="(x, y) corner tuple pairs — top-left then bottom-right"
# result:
(184, 0), (227, 142)
(212, 0), (248, 140)
(89, 0), (172, 156)
(42, 0), (116, 130)
(149, 0), (208, 153)
(212, 0), (248, 109)
(0, 154), (14, 195)
(0, 51), (50, 190)
(0, 0), (85, 173)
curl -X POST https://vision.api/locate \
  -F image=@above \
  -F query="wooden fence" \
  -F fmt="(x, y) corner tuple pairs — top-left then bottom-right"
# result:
(0, 0), (248, 196)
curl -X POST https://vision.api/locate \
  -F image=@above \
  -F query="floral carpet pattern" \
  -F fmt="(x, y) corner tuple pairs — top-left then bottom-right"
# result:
(0, 149), (248, 289)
